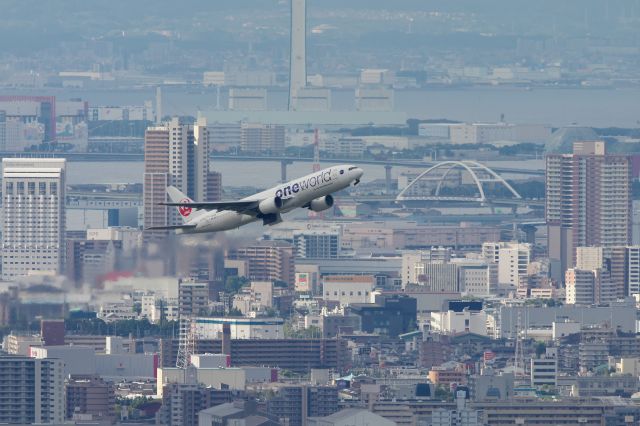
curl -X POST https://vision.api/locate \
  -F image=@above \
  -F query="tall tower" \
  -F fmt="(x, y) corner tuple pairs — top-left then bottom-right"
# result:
(2, 158), (66, 280)
(288, 0), (307, 111)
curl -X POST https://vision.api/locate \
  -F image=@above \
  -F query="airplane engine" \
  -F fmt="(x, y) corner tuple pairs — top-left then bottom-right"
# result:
(258, 196), (283, 215)
(308, 195), (334, 212)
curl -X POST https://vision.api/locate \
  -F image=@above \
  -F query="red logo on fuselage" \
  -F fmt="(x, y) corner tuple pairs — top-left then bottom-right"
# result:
(178, 198), (193, 217)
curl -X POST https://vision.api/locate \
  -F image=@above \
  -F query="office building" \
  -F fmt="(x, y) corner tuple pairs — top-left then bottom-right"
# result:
(449, 122), (551, 145)
(240, 122), (285, 154)
(0, 356), (64, 424)
(179, 279), (209, 318)
(293, 228), (341, 259)
(267, 385), (339, 426)
(546, 141), (632, 282)
(65, 375), (115, 422)
(159, 338), (349, 373)
(227, 241), (295, 285)
(530, 357), (557, 388)
(322, 275), (375, 306)
(289, 0), (307, 110)
(192, 317), (284, 340)
(348, 294), (417, 336)
(143, 117), (209, 240)
(401, 248), (452, 287)
(2, 158), (66, 280)
(0, 95), (56, 144)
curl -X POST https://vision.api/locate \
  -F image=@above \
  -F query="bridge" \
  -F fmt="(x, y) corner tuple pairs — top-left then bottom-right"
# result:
(396, 160), (537, 208)
(209, 154), (544, 181)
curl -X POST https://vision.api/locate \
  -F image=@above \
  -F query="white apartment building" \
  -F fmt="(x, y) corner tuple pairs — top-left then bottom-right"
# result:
(482, 242), (531, 287)
(2, 158), (66, 280)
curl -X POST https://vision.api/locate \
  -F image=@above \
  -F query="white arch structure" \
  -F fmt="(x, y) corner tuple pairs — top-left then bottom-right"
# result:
(396, 160), (522, 203)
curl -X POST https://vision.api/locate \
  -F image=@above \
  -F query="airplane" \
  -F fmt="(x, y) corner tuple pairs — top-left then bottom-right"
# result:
(146, 164), (364, 234)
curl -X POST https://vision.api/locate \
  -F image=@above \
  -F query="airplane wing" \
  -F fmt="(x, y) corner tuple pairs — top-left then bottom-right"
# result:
(160, 200), (260, 213)
(144, 224), (197, 231)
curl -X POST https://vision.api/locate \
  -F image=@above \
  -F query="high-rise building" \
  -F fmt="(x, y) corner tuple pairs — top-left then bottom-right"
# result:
(2, 158), (66, 280)
(546, 141), (632, 282)
(0, 356), (65, 424)
(143, 117), (209, 240)
(289, 0), (307, 110)
(240, 123), (285, 154)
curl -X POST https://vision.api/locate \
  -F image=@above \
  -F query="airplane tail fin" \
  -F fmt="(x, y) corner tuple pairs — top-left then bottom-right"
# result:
(166, 186), (206, 223)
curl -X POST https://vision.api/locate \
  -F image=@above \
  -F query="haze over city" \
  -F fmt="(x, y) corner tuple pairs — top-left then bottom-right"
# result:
(0, 1), (640, 425)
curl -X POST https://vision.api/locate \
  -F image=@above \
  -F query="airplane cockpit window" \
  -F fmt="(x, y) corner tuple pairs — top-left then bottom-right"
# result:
(348, 167), (358, 171)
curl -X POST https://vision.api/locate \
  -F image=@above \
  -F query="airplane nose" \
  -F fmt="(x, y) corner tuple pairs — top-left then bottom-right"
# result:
(356, 168), (364, 179)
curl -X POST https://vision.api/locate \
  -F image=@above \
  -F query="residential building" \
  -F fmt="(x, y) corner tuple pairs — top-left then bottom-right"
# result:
(546, 141), (632, 282)
(2, 158), (66, 280)
(65, 375), (115, 422)
(293, 228), (341, 259)
(143, 117), (209, 240)
(0, 356), (64, 424)
(482, 242), (531, 287)
(565, 268), (616, 305)
(227, 241), (295, 285)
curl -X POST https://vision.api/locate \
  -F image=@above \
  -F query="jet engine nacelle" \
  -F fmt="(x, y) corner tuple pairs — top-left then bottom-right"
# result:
(308, 195), (334, 212)
(258, 197), (283, 215)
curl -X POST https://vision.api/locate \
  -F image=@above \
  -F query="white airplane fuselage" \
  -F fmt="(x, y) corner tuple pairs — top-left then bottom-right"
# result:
(180, 165), (363, 234)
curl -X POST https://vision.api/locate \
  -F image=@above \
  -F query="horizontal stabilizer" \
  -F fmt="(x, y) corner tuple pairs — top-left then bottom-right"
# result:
(144, 224), (197, 231)
(160, 200), (259, 213)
